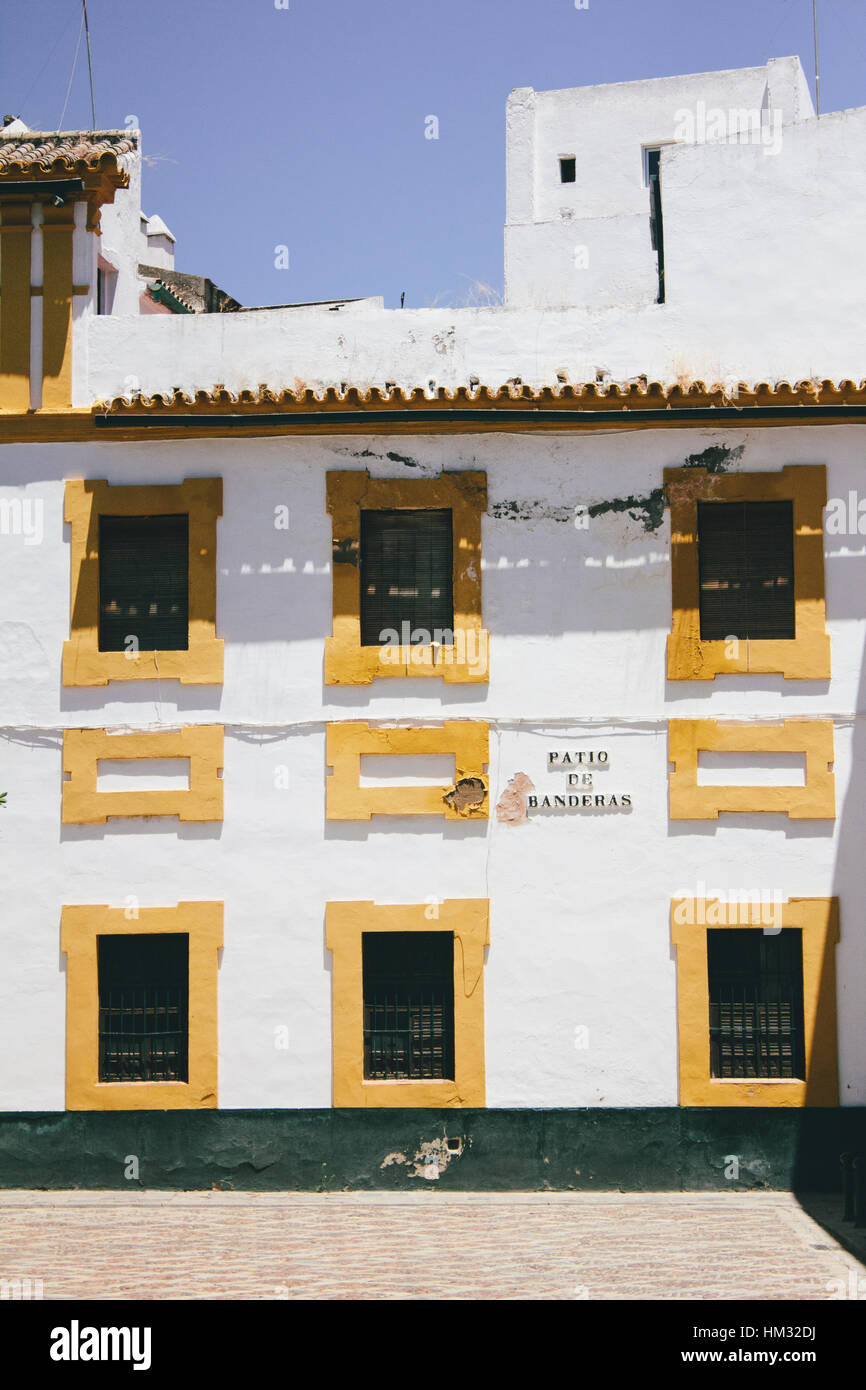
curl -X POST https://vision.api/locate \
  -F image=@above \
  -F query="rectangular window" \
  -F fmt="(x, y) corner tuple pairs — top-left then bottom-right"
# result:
(697, 500), (795, 641)
(559, 156), (576, 184)
(97, 933), (189, 1083)
(98, 514), (189, 652)
(707, 928), (805, 1080)
(362, 931), (455, 1080)
(359, 508), (454, 647)
(646, 147), (665, 304)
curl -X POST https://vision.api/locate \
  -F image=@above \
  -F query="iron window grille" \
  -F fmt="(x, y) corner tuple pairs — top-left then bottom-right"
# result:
(98, 513), (190, 652)
(697, 500), (795, 642)
(707, 928), (806, 1080)
(359, 508), (454, 647)
(97, 933), (189, 1083)
(362, 931), (455, 1080)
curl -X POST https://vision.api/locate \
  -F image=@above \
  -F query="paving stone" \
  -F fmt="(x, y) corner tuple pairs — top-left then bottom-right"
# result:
(0, 1190), (862, 1301)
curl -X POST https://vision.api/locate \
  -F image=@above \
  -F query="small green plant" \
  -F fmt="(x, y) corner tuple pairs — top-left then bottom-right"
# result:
(0, 792), (6, 807)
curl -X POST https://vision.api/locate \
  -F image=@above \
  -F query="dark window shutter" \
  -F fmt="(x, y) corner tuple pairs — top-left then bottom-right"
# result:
(360, 508), (454, 647)
(363, 931), (455, 1080)
(697, 500), (794, 641)
(98, 514), (190, 652)
(744, 501), (795, 640)
(697, 501), (746, 640)
(707, 928), (805, 1080)
(98, 933), (189, 1083)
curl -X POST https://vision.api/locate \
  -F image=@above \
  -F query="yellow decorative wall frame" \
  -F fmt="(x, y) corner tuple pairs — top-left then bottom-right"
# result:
(62, 725), (224, 824)
(62, 477), (223, 686)
(325, 898), (489, 1107)
(60, 901), (223, 1111)
(324, 469), (488, 684)
(326, 721), (489, 820)
(41, 201), (75, 412)
(0, 201), (32, 413)
(668, 719), (835, 820)
(665, 464), (830, 680)
(670, 896), (839, 1107)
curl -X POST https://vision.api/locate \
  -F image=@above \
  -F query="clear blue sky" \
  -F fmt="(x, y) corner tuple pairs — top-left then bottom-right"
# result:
(2, 0), (865, 308)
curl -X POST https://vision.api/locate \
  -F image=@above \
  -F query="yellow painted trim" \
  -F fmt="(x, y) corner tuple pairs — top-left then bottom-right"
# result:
(668, 719), (835, 820)
(62, 476), (224, 686)
(60, 901), (223, 1111)
(325, 899), (489, 1107)
(41, 201), (75, 411)
(670, 897), (839, 1106)
(0, 201), (32, 413)
(326, 721), (489, 820)
(324, 470), (489, 684)
(62, 725), (224, 823)
(665, 465), (830, 680)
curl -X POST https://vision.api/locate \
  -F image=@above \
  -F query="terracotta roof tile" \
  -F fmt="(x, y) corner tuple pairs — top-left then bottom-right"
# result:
(0, 130), (137, 177)
(95, 378), (866, 415)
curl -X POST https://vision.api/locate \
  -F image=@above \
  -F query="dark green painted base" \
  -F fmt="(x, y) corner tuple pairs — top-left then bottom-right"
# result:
(0, 1108), (862, 1192)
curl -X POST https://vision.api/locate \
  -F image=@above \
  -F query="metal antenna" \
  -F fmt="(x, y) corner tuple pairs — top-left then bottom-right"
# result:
(812, 0), (821, 116)
(82, 0), (96, 128)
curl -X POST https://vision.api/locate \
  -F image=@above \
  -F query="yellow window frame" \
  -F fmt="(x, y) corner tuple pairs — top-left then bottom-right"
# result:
(670, 896), (839, 1106)
(61, 901), (223, 1111)
(665, 464), (829, 680)
(62, 477), (223, 686)
(325, 898), (489, 1107)
(324, 469), (488, 684)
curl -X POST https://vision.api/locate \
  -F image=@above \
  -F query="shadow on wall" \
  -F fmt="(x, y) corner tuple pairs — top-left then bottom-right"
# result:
(791, 606), (866, 1206)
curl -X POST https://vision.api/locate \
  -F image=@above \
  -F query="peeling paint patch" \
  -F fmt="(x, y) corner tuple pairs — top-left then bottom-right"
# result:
(496, 772), (536, 825)
(443, 777), (487, 815)
(490, 444), (743, 536)
(433, 327), (456, 355)
(683, 443), (744, 473)
(385, 450), (418, 468)
(587, 490), (666, 533)
(379, 1136), (466, 1180)
(491, 500), (573, 523)
(410, 1136), (464, 1180)
(343, 448), (419, 468)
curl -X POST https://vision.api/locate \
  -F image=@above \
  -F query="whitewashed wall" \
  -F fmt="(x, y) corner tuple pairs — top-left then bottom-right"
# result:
(0, 424), (863, 1110)
(75, 61), (866, 404)
(504, 56), (814, 309)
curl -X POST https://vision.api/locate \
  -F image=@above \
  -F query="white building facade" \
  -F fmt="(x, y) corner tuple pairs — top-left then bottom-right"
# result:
(0, 57), (863, 1188)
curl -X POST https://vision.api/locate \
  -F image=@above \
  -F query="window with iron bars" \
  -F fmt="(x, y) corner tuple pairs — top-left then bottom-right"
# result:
(707, 928), (806, 1080)
(697, 500), (795, 642)
(359, 508), (454, 648)
(362, 931), (455, 1080)
(98, 513), (190, 653)
(97, 933), (189, 1083)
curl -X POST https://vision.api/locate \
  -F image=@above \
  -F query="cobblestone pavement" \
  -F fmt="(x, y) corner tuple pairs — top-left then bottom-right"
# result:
(0, 1191), (863, 1301)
